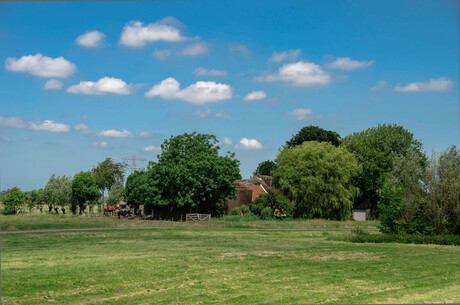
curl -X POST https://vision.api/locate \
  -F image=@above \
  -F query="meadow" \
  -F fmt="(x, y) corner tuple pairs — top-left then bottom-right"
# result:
(1, 215), (459, 304)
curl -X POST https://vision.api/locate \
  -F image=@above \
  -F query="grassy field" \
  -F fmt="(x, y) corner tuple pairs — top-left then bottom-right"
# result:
(1, 216), (459, 304)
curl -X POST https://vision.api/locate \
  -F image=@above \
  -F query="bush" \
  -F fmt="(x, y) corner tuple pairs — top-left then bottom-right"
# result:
(260, 206), (273, 220)
(229, 205), (251, 217)
(1, 187), (26, 215)
(249, 188), (293, 218)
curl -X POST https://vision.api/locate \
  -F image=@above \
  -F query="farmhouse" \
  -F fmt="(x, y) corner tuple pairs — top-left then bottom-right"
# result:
(223, 174), (272, 214)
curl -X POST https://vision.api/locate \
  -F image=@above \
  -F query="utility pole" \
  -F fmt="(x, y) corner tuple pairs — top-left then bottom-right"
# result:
(122, 155), (147, 173)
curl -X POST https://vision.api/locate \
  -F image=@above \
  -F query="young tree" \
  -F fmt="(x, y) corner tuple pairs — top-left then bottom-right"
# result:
(41, 174), (57, 213)
(124, 170), (156, 211)
(1, 186), (26, 215)
(41, 174), (72, 213)
(274, 141), (361, 220)
(253, 160), (277, 176)
(72, 171), (99, 214)
(342, 124), (425, 217)
(106, 181), (124, 206)
(286, 125), (341, 148)
(91, 158), (126, 204)
(144, 132), (241, 215)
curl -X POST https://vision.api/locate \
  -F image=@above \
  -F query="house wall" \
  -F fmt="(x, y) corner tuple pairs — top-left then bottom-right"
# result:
(353, 209), (367, 221)
(223, 189), (253, 215)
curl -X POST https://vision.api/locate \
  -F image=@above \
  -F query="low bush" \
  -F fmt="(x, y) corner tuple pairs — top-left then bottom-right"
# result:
(248, 188), (293, 218)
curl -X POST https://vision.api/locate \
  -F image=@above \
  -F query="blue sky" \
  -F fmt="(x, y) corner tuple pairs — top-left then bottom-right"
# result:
(0, 0), (458, 191)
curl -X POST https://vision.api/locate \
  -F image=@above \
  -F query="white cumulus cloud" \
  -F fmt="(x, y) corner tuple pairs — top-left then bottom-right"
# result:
(93, 141), (111, 149)
(325, 57), (375, 70)
(5, 54), (77, 78)
(181, 42), (207, 56)
(235, 138), (265, 150)
(67, 77), (133, 95)
(142, 145), (162, 152)
(243, 91), (267, 101)
(0, 116), (70, 132)
(44, 79), (64, 90)
(255, 61), (331, 86)
(74, 123), (91, 133)
(76, 31), (106, 48)
(97, 129), (134, 138)
(145, 77), (233, 105)
(194, 67), (227, 77)
(394, 77), (454, 92)
(269, 49), (301, 63)
(119, 20), (186, 47)
(287, 108), (316, 121)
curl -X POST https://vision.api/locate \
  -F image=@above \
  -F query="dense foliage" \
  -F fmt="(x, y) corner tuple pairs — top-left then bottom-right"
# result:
(286, 125), (341, 148)
(378, 145), (460, 235)
(91, 158), (126, 203)
(249, 188), (294, 218)
(253, 160), (277, 176)
(41, 174), (73, 213)
(274, 141), (361, 220)
(1, 186), (26, 214)
(106, 181), (125, 206)
(342, 124), (425, 217)
(71, 171), (100, 214)
(126, 132), (241, 215)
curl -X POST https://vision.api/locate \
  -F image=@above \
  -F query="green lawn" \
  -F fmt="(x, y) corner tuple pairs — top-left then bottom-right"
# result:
(1, 216), (459, 304)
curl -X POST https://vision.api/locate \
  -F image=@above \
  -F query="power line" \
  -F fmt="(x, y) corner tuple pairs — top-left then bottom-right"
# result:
(122, 155), (147, 173)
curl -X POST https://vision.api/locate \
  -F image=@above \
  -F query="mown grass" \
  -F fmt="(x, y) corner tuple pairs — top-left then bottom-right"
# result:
(1, 219), (459, 304)
(1, 213), (379, 231)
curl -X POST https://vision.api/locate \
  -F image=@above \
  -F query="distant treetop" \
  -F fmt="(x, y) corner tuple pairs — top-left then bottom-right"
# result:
(286, 125), (341, 148)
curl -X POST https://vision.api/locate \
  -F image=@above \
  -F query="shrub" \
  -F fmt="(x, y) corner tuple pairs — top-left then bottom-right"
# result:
(249, 188), (293, 218)
(229, 205), (251, 217)
(1, 187), (26, 215)
(260, 206), (273, 220)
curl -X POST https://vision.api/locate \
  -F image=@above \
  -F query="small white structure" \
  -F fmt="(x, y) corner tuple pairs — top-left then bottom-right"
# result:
(353, 198), (371, 221)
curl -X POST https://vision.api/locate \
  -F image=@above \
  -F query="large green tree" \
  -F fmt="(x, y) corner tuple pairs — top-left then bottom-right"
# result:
(106, 181), (125, 206)
(1, 186), (26, 215)
(286, 125), (341, 148)
(91, 158), (126, 204)
(72, 171), (100, 214)
(141, 132), (241, 215)
(274, 141), (361, 220)
(41, 174), (72, 213)
(124, 170), (157, 211)
(342, 124), (425, 217)
(253, 160), (277, 176)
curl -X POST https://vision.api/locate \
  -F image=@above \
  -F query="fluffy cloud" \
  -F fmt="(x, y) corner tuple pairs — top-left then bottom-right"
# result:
(153, 48), (171, 60)
(191, 109), (212, 118)
(243, 91), (267, 101)
(0, 116), (70, 132)
(287, 108), (316, 121)
(93, 141), (111, 149)
(215, 111), (231, 119)
(142, 145), (162, 152)
(371, 80), (387, 91)
(76, 31), (106, 48)
(394, 77), (454, 92)
(119, 20), (186, 47)
(181, 42), (207, 56)
(44, 79), (64, 90)
(67, 77), (133, 95)
(269, 49), (301, 63)
(255, 61), (331, 86)
(145, 77), (233, 105)
(235, 138), (265, 150)
(325, 57), (375, 70)
(5, 54), (77, 78)
(223, 137), (233, 146)
(97, 129), (134, 138)
(194, 67), (227, 77)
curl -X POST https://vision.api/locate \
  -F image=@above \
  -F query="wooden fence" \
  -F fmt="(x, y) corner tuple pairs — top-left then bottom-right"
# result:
(186, 213), (211, 221)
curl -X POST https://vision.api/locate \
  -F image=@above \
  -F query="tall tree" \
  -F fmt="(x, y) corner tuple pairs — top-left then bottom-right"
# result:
(1, 186), (26, 215)
(342, 124), (425, 217)
(72, 171), (100, 214)
(91, 158), (126, 204)
(286, 125), (341, 148)
(106, 181), (125, 206)
(274, 141), (361, 220)
(253, 160), (277, 176)
(41, 174), (72, 213)
(142, 132), (241, 215)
